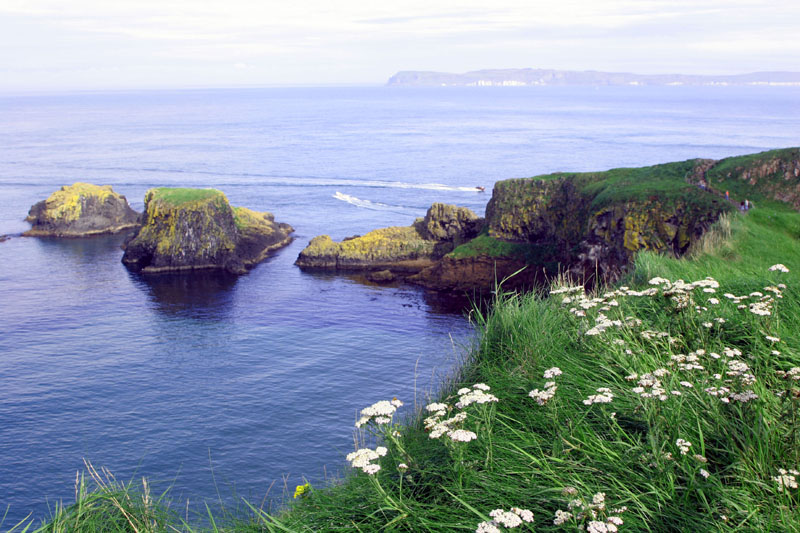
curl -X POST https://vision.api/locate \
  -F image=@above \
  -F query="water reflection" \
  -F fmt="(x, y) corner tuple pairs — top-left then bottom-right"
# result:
(129, 270), (239, 319)
(31, 232), (131, 264)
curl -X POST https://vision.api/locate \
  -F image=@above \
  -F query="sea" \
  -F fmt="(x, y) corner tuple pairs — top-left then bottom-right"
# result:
(0, 85), (798, 525)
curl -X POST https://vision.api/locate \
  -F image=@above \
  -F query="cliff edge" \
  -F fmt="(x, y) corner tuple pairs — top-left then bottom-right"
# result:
(24, 182), (140, 237)
(122, 188), (293, 274)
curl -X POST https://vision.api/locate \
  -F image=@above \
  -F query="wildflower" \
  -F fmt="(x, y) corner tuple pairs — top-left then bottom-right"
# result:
(426, 402), (448, 414)
(529, 382), (558, 406)
(448, 429), (478, 442)
(777, 367), (800, 381)
(543, 367), (563, 379)
(475, 521), (502, 533)
(694, 454), (708, 463)
(702, 322), (713, 328)
(489, 509), (522, 528)
(708, 297), (719, 305)
(749, 301), (772, 316)
(680, 381), (693, 388)
(773, 469), (800, 492)
(356, 399), (401, 427)
(765, 335), (781, 343)
(397, 463), (408, 471)
(592, 492), (606, 509)
(456, 384), (499, 408)
(769, 264), (790, 273)
(554, 509), (572, 525)
(511, 508), (534, 523)
(584, 388), (614, 405)
(715, 317), (726, 324)
(346, 446), (388, 472)
(676, 438), (691, 455)
(562, 486), (578, 496)
(700, 468), (710, 479)
(649, 277), (671, 285)
(293, 483), (311, 499)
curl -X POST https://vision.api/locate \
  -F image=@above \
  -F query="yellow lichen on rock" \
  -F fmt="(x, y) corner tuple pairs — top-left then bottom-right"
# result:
(24, 182), (139, 237)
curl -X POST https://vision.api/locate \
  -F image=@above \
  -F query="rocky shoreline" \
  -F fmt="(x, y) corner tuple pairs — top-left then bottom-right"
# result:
(296, 147), (800, 293)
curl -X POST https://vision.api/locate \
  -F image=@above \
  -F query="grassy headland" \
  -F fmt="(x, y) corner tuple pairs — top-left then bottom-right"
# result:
(13, 163), (800, 532)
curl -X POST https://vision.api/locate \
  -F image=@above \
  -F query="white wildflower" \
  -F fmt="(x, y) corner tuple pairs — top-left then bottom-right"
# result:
(676, 438), (692, 455)
(475, 521), (502, 533)
(543, 367), (563, 379)
(553, 509), (572, 525)
(773, 469), (800, 492)
(765, 335), (781, 343)
(510, 507), (534, 523)
(448, 429), (478, 442)
(769, 264), (790, 273)
(708, 298), (719, 305)
(584, 388), (614, 405)
(489, 509), (522, 528)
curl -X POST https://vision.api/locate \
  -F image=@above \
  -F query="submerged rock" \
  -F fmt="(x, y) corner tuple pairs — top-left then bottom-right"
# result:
(24, 182), (140, 237)
(295, 203), (483, 274)
(122, 187), (293, 274)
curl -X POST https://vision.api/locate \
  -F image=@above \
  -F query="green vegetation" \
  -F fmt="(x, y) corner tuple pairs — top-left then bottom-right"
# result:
(147, 187), (226, 207)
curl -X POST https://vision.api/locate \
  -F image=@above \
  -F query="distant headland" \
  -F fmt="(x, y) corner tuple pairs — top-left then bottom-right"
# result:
(387, 68), (800, 87)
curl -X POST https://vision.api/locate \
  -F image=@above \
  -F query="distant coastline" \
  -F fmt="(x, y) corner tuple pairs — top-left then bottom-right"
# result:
(387, 68), (800, 87)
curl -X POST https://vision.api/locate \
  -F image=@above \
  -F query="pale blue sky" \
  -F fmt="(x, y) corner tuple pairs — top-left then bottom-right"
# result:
(1, 0), (798, 91)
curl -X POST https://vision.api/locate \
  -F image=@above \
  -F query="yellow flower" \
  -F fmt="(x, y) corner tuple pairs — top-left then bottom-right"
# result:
(293, 483), (311, 499)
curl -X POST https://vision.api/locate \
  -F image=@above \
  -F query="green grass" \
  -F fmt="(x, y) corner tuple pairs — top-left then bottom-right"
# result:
(148, 187), (226, 206)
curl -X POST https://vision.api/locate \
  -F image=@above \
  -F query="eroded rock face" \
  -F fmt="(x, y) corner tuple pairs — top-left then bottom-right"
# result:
(122, 188), (293, 274)
(24, 183), (140, 237)
(295, 203), (483, 272)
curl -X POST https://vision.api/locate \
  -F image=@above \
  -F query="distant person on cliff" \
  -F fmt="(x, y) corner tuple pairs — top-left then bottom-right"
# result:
(725, 190), (730, 201)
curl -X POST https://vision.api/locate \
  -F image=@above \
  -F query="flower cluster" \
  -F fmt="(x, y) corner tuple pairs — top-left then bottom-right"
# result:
(769, 263), (790, 273)
(456, 383), (499, 408)
(676, 438), (691, 455)
(476, 507), (534, 532)
(584, 388), (614, 405)
(773, 468), (799, 492)
(529, 367), (563, 406)
(554, 492), (627, 531)
(355, 398), (403, 428)
(346, 446), (387, 475)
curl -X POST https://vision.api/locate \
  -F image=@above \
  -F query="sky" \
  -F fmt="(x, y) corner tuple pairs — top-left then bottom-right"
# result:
(1, 0), (798, 91)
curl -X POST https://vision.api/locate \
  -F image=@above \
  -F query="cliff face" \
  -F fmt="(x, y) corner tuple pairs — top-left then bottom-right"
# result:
(122, 188), (293, 274)
(295, 203), (483, 274)
(24, 183), (140, 237)
(707, 148), (800, 209)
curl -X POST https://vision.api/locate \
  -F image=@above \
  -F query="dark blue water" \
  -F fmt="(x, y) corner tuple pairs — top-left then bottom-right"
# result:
(1, 86), (798, 525)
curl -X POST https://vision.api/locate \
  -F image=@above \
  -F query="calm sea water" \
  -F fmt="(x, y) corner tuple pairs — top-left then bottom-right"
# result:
(1, 86), (798, 524)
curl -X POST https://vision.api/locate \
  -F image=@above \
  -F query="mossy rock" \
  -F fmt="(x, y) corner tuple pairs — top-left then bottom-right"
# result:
(122, 187), (293, 274)
(24, 182), (140, 237)
(296, 203), (481, 272)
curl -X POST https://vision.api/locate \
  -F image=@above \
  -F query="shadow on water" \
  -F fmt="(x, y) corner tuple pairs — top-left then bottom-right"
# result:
(299, 268), (482, 317)
(127, 270), (239, 319)
(30, 232), (132, 262)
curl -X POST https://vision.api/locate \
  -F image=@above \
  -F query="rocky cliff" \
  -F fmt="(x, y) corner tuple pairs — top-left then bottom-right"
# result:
(298, 148), (800, 293)
(122, 188), (293, 274)
(24, 182), (140, 237)
(295, 203), (482, 276)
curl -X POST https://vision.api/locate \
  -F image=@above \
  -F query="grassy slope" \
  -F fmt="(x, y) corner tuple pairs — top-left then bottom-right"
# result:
(266, 207), (800, 532)
(147, 187), (226, 206)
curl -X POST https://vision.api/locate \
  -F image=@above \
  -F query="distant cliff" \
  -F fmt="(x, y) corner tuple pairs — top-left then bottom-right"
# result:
(387, 69), (800, 87)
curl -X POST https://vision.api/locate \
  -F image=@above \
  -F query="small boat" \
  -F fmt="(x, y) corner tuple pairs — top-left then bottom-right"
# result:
(475, 186), (486, 192)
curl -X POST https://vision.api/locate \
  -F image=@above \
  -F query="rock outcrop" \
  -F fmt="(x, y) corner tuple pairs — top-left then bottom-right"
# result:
(122, 187), (293, 274)
(298, 148), (800, 293)
(295, 203), (483, 274)
(24, 183), (140, 237)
